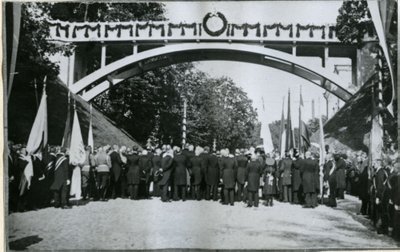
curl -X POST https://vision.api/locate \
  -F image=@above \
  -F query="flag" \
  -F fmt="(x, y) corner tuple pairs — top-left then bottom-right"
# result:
(21, 83), (48, 194)
(279, 97), (286, 157)
(69, 110), (86, 165)
(285, 89), (294, 152)
(69, 109), (85, 200)
(88, 104), (94, 149)
(369, 89), (384, 166)
(299, 89), (311, 153)
(318, 103), (325, 199)
(62, 96), (72, 148)
(318, 110), (325, 167)
(6, 2), (22, 100)
(260, 97), (274, 153)
(368, 0), (395, 116)
(26, 87), (48, 156)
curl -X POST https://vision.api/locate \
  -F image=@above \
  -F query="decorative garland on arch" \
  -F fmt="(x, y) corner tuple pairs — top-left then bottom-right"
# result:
(135, 22), (165, 37)
(263, 23), (293, 37)
(105, 24), (133, 38)
(167, 23), (197, 36)
(72, 24), (101, 38)
(202, 12), (228, 37)
(296, 24), (326, 39)
(328, 25), (336, 39)
(46, 21), (70, 37)
(229, 23), (261, 37)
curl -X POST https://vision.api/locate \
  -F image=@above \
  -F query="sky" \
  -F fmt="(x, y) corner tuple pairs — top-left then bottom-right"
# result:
(163, 1), (350, 126)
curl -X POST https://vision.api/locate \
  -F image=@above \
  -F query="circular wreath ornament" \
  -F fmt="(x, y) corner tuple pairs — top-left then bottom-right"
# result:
(203, 12), (228, 37)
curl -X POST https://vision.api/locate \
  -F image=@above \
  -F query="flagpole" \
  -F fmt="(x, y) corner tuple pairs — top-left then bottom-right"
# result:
(318, 97), (324, 203)
(298, 86), (302, 154)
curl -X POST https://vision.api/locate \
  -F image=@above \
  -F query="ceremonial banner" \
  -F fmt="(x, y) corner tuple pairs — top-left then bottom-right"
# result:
(299, 89), (311, 153)
(22, 86), (48, 193)
(26, 89), (48, 156)
(70, 110), (86, 165)
(7, 2), (22, 99)
(88, 104), (94, 149)
(369, 113), (384, 163)
(279, 97), (286, 157)
(69, 110), (85, 199)
(260, 97), (274, 153)
(285, 90), (294, 152)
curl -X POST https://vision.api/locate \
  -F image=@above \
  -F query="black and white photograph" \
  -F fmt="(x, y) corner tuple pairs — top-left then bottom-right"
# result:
(3, 0), (400, 250)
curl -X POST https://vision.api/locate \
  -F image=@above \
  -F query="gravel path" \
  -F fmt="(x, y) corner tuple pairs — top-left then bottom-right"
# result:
(7, 195), (400, 250)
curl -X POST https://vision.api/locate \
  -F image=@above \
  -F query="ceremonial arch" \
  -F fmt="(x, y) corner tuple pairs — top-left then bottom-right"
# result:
(48, 12), (360, 102)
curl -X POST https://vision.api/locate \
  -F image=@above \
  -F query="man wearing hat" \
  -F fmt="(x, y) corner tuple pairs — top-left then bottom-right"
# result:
(299, 151), (319, 208)
(173, 147), (188, 201)
(335, 153), (347, 199)
(151, 148), (162, 197)
(50, 147), (71, 209)
(139, 149), (152, 199)
(235, 148), (248, 202)
(205, 150), (220, 201)
(279, 152), (293, 203)
(159, 146), (174, 202)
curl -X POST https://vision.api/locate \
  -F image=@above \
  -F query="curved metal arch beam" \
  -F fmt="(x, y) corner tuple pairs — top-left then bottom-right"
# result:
(70, 43), (353, 102)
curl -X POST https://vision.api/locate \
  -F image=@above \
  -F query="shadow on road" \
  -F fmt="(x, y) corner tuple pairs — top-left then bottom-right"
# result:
(9, 235), (43, 250)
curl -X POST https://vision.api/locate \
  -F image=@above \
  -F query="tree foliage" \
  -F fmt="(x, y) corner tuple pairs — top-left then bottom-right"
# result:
(94, 63), (260, 150)
(336, 0), (374, 46)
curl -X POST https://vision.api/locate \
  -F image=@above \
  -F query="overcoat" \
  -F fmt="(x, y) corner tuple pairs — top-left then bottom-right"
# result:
(292, 159), (302, 191)
(236, 155), (248, 184)
(139, 154), (152, 182)
(173, 153), (188, 186)
(358, 162), (369, 200)
(220, 156), (237, 189)
(280, 158), (293, 186)
(190, 155), (203, 185)
(299, 158), (319, 194)
(246, 160), (262, 192)
(390, 173), (400, 206)
(159, 154), (174, 186)
(206, 154), (220, 186)
(335, 158), (347, 190)
(126, 153), (140, 185)
(110, 151), (123, 182)
(374, 168), (388, 200)
(50, 154), (70, 191)
(200, 152), (210, 176)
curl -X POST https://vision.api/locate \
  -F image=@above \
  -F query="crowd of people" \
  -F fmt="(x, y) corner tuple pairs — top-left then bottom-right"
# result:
(7, 141), (400, 241)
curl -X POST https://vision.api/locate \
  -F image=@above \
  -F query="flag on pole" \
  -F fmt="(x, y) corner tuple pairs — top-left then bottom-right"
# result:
(318, 99), (325, 200)
(260, 97), (274, 153)
(88, 104), (94, 149)
(69, 109), (86, 200)
(285, 89), (294, 152)
(62, 97), (72, 148)
(279, 97), (286, 158)
(20, 79), (48, 194)
(70, 110), (86, 165)
(299, 88), (311, 153)
(369, 88), (384, 166)
(6, 2), (22, 100)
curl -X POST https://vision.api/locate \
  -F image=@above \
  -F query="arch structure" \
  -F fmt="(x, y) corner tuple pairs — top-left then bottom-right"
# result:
(69, 43), (353, 102)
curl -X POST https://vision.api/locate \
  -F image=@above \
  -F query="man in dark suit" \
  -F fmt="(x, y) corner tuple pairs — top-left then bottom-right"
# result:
(373, 159), (389, 234)
(151, 148), (162, 197)
(173, 147), (188, 201)
(200, 146), (211, 199)
(220, 149), (237, 206)
(292, 153), (303, 204)
(335, 153), (347, 199)
(182, 144), (195, 199)
(235, 149), (248, 202)
(299, 151), (319, 208)
(50, 147), (71, 209)
(109, 145), (123, 199)
(159, 147), (174, 202)
(280, 152), (293, 203)
(139, 150), (152, 199)
(206, 151), (220, 201)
